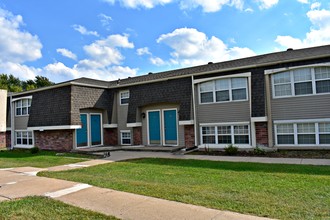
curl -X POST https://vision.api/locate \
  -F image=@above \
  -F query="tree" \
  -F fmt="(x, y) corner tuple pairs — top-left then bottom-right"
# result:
(0, 74), (54, 92)
(34, 75), (54, 88)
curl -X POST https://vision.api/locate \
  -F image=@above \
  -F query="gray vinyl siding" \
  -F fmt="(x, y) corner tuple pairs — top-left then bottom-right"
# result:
(271, 94), (330, 120)
(197, 101), (250, 123)
(14, 116), (29, 130)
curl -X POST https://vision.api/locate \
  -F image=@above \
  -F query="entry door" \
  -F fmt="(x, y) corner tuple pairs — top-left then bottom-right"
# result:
(76, 113), (102, 148)
(148, 111), (161, 145)
(163, 109), (178, 145)
(148, 109), (178, 146)
(77, 114), (88, 147)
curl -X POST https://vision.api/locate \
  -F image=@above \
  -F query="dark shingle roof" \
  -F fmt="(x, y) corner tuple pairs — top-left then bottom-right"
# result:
(111, 44), (330, 87)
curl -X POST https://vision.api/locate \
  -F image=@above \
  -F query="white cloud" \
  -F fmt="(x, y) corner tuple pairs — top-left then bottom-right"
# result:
(255, 0), (279, 10)
(72, 24), (99, 37)
(150, 57), (165, 66)
(0, 8), (42, 64)
(179, 0), (244, 12)
(99, 13), (113, 30)
(297, 0), (309, 4)
(245, 7), (254, 13)
(156, 28), (256, 67)
(311, 2), (321, 10)
(56, 48), (77, 60)
(103, 0), (173, 9)
(275, 6), (330, 49)
(0, 61), (40, 80)
(137, 47), (152, 55)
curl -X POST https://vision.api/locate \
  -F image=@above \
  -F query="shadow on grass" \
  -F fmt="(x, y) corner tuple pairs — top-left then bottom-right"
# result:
(121, 158), (330, 176)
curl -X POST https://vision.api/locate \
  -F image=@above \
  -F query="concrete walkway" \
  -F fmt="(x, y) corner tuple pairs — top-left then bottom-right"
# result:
(1, 151), (329, 220)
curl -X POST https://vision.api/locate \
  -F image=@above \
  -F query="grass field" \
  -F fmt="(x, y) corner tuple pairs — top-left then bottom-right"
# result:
(0, 149), (94, 168)
(39, 158), (330, 220)
(0, 196), (118, 220)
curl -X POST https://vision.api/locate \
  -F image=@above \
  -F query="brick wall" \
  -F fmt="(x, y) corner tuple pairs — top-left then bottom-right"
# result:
(0, 132), (5, 148)
(255, 122), (268, 147)
(104, 128), (118, 146)
(34, 130), (73, 152)
(133, 127), (142, 145)
(184, 125), (195, 148)
(6, 131), (11, 148)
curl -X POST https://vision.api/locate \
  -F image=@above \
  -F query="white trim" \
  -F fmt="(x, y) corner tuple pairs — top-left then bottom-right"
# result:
(251, 117), (268, 122)
(193, 72), (251, 84)
(120, 130), (131, 145)
(274, 118), (330, 124)
(11, 96), (33, 102)
(28, 125), (81, 131)
(127, 122), (142, 127)
(192, 75), (197, 147)
(264, 62), (330, 75)
(200, 121), (250, 126)
(14, 130), (34, 148)
(119, 90), (129, 105)
(179, 120), (194, 125)
(103, 124), (118, 128)
(6, 127), (11, 131)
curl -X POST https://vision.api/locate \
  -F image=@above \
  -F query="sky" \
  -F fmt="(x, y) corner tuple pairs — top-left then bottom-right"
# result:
(0, 0), (330, 83)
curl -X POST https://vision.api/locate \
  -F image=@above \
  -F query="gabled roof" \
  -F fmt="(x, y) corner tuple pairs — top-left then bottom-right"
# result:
(10, 44), (330, 95)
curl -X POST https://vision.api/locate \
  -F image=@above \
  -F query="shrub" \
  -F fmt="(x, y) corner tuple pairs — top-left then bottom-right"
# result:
(224, 144), (238, 155)
(254, 146), (266, 155)
(30, 147), (39, 154)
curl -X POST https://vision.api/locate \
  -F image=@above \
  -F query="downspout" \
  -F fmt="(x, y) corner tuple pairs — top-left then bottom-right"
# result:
(10, 95), (14, 150)
(191, 75), (198, 147)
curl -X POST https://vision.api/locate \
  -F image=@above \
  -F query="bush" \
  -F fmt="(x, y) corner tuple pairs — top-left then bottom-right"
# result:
(224, 144), (238, 155)
(30, 147), (39, 154)
(254, 146), (266, 155)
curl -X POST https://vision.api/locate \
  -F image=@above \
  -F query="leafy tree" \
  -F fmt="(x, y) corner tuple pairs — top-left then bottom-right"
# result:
(0, 74), (54, 92)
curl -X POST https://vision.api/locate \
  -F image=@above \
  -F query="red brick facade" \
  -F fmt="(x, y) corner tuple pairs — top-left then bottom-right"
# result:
(184, 125), (195, 148)
(133, 127), (142, 145)
(255, 122), (268, 146)
(34, 130), (73, 152)
(104, 128), (118, 146)
(0, 132), (5, 148)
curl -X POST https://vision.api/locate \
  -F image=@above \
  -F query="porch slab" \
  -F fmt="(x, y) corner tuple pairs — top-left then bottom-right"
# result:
(74, 145), (185, 153)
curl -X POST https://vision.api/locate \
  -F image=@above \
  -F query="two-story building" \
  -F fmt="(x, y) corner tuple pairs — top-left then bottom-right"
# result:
(2, 44), (330, 151)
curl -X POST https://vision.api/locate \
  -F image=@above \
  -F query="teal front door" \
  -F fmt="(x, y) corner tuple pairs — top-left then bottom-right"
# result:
(164, 110), (178, 145)
(76, 113), (102, 148)
(148, 109), (178, 146)
(148, 111), (161, 145)
(76, 114), (88, 147)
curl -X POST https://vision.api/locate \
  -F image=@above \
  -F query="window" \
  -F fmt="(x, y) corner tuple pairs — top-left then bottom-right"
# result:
(200, 77), (248, 103)
(121, 131), (131, 145)
(120, 91), (129, 105)
(272, 66), (330, 97)
(201, 124), (250, 145)
(15, 99), (32, 116)
(275, 121), (330, 145)
(15, 131), (33, 147)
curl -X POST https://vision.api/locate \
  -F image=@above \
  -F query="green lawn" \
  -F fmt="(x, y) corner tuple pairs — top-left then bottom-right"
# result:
(39, 158), (330, 220)
(0, 149), (95, 168)
(0, 196), (118, 220)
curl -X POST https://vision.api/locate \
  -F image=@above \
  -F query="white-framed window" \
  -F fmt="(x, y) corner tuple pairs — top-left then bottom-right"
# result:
(15, 99), (32, 116)
(275, 121), (330, 146)
(201, 124), (250, 145)
(120, 91), (129, 105)
(121, 130), (131, 145)
(15, 131), (33, 147)
(272, 66), (330, 98)
(199, 77), (248, 104)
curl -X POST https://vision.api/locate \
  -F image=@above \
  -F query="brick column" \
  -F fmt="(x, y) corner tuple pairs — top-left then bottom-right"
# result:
(6, 131), (11, 148)
(34, 130), (73, 152)
(184, 125), (195, 148)
(255, 122), (268, 147)
(133, 127), (142, 145)
(0, 132), (5, 148)
(104, 128), (118, 146)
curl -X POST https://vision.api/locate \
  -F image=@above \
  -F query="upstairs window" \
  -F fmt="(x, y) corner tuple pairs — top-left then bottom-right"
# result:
(120, 91), (129, 105)
(272, 66), (330, 98)
(15, 99), (31, 116)
(200, 77), (248, 104)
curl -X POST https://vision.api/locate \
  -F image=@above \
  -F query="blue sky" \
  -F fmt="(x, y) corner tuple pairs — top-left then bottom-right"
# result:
(0, 0), (330, 83)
